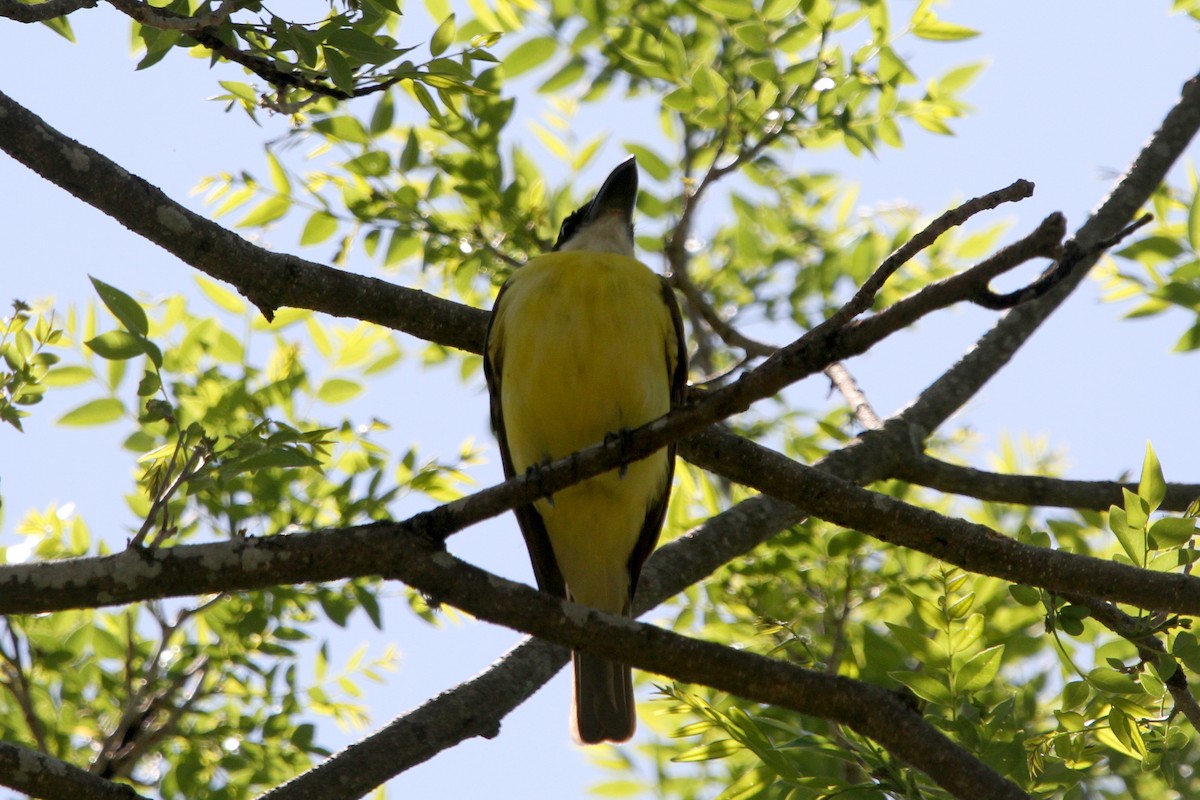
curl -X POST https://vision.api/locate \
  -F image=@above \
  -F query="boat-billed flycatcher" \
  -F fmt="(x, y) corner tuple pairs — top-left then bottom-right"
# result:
(484, 158), (686, 744)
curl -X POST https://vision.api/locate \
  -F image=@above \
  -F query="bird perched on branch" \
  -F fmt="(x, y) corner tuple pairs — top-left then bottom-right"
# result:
(484, 157), (687, 743)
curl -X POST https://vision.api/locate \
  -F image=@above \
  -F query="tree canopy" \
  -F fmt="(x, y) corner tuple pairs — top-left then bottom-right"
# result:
(3, 1), (1200, 799)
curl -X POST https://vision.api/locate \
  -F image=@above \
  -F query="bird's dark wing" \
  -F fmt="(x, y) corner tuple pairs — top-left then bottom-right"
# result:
(483, 283), (568, 599)
(624, 277), (688, 601)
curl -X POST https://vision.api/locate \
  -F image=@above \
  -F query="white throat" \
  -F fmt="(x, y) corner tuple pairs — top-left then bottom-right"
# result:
(558, 213), (635, 257)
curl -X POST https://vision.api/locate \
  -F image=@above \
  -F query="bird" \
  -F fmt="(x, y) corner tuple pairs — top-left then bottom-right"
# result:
(483, 157), (687, 744)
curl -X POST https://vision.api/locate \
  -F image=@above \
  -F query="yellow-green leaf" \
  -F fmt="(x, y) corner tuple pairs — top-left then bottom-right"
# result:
(237, 195), (291, 228)
(316, 378), (364, 404)
(42, 365), (93, 387)
(671, 739), (743, 762)
(912, 15), (980, 41)
(301, 211), (339, 246)
(196, 275), (247, 315)
(86, 330), (148, 361)
(430, 13), (456, 57)
(1139, 441), (1166, 513)
(955, 644), (1004, 692)
(266, 150), (291, 194)
(58, 397), (125, 426)
(89, 276), (148, 335)
(504, 36), (555, 78)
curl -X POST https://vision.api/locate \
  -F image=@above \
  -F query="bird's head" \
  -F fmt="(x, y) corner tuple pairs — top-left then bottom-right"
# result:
(553, 157), (638, 257)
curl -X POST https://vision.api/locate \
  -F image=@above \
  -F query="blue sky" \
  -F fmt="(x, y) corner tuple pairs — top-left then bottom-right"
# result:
(2, 1), (1200, 798)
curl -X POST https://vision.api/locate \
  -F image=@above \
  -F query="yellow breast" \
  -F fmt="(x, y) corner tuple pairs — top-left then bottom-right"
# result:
(489, 251), (678, 611)
(491, 251), (676, 472)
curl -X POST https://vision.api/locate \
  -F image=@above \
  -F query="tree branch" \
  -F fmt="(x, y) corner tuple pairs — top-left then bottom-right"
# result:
(898, 69), (1200, 436)
(897, 455), (1200, 513)
(0, 89), (487, 352)
(256, 494), (804, 800)
(823, 180), (1036, 331)
(0, 0), (96, 22)
(1061, 591), (1200, 731)
(680, 426), (1200, 615)
(105, 0), (234, 31)
(328, 524), (1030, 800)
(0, 739), (150, 800)
(824, 362), (883, 430)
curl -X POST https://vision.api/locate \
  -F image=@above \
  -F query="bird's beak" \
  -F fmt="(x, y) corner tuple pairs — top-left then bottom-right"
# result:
(583, 156), (638, 226)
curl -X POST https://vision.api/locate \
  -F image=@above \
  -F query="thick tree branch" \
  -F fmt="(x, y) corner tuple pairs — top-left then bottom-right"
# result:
(899, 70), (1200, 436)
(105, 0), (233, 31)
(0, 89), (486, 352)
(268, 638), (567, 800)
(897, 455), (1200, 513)
(258, 496), (802, 800)
(328, 526), (1029, 800)
(0, 739), (150, 800)
(4, 427), (1199, 614)
(680, 427), (1200, 616)
(0, 0), (96, 22)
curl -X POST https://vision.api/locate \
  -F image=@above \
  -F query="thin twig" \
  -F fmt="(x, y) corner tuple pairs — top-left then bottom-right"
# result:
(824, 362), (882, 430)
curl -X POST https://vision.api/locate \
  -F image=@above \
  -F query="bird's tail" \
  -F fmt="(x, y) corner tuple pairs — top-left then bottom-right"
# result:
(571, 650), (635, 744)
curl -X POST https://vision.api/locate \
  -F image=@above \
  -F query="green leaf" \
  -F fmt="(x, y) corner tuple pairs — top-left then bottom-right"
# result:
(430, 13), (456, 57)
(623, 144), (671, 181)
(370, 91), (395, 135)
(890, 670), (953, 705)
(58, 397), (125, 426)
(301, 211), (339, 246)
(324, 47), (355, 94)
(538, 57), (585, 93)
(217, 80), (257, 105)
(1188, 190), (1200, 253)
(912, 14), (980, 41)
(327, 29), (401, 65)
(1173, 320), (1200, 352)
(1138, 441), (1167, 513)
(1008, 584), (1041, 606)
(671, 739), (743, 762)
(316, 378), (364, 404)
(1087, 667), (1141, 694)
(1054, 710), (1087, 732)
(424, 0), (451, 21)
(86, 330), (148, 361)
(42, 365), (93, 387)
(731, 20), (769, 51)
(313, 115), (371, 144)
(196, 276), (247, 315)
(89, 276), (148, 335)
(955, 644), (1004, 692)
(237, 195), (291, 228)
(1062, 679), (1091, 709)
(345, 151), (391, 177)
(1108, 706), (1147, 757)
(1148, 516), (1197, 548)
(266, 150), (291, 194)
(1123, 487), (1149, 529)
(504, 36), (556, 78)
(697, 0), (753, 19)
(411, 82), (443, 121)
(232, 448), (320, 472)
(1108, 505), (1144, 565)
(39, 14), (75, 42)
